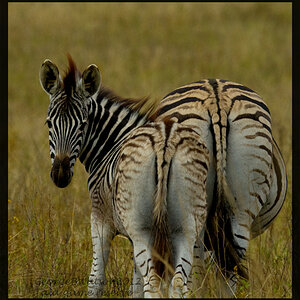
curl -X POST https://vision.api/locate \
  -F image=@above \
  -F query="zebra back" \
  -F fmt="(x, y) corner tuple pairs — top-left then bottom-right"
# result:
(117, 119), (209, 278)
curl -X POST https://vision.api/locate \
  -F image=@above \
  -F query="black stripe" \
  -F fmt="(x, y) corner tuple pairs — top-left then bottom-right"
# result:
(232, 95), (270, 115)
(259, 145), (272, 158)
(163, 85), (209, 99)
(84, 105), (119, 169)
(158, 97), (201, 116)
(136, 249), (146, 257)
(181, 257), (192, 266)
(252, 168), (270, 187)
(194, 158), (209, 171)
(222, 84), (256, 94)
(232, 111), (272, 134)
(250, 192), (265, 207)
(234, 234), (250, 241)
(184, 176), (198, 186)
(245, 132), (272, 144)
(79, 107), (95, 162)
(260, 150), (284, 217)
(143, 258), (152, 277)
(232, 110), (271, 124)
(165, 112), (206, 123)
(245, 209), (256, 220)
(140, 261), (146, 268)
(250, 154), (271, 168)
(79, 101), (109, 164)
(174, 266), (188, 279)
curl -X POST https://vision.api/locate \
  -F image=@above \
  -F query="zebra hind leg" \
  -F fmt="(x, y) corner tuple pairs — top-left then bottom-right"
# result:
(132, 239), (163, 298)
(129, 258), (144, 298)
(168, 234), (195, 298)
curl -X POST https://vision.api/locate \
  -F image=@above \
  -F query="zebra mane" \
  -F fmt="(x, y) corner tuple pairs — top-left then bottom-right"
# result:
(62, 54), (81, 98)
(97, 86), (159, 118)
(62, 54), (159, 118)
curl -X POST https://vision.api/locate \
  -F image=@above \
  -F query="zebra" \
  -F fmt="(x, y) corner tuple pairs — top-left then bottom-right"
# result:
(153, 79), (287, 294)
(115, 119), (209, 297)
(40, 55), (287, 296)
(39, 55), (210, 298)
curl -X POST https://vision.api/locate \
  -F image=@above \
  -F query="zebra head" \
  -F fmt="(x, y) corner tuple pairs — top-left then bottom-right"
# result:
(39, 56), (101, 188)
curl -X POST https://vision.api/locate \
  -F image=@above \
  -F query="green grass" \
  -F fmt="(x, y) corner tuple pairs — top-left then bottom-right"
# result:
(8, 3), (292, 298)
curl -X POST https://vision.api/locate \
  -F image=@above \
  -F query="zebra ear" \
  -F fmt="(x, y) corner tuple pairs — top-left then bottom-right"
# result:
(81, 64), (101, 97)
(40, 59), (61, 95)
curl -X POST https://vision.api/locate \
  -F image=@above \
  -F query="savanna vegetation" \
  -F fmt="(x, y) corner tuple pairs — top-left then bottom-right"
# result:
(8, 3), (292, 298)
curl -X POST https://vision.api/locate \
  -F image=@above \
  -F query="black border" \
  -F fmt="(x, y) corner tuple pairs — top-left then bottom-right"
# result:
(5, 1), (298, 300)
(292, 0), (299, 299)
(1, 1), (8, 299)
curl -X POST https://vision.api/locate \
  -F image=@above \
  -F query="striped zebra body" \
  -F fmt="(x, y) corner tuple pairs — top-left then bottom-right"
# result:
(154, 79), (287, 292)
(40, 57), (150, 297)
(115, 120), (209, 297)
(40, 55), (286, 297)
(40, 56), (210, 298)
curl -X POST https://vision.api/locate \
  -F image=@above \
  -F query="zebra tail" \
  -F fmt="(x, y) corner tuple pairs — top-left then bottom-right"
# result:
(210, 110), (246, 278)
(152, 120), (174, 279)
(210, 107), (238, 213)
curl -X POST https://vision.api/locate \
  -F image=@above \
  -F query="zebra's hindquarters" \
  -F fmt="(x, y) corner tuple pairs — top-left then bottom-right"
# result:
(250, 138), (287, 238)
(226, 99), (273, 260)
(115, 125), (166, 297)
(166, 124), (209, 297)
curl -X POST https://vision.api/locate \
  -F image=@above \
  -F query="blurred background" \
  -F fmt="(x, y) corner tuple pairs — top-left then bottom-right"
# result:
(8, 3), (292, 298)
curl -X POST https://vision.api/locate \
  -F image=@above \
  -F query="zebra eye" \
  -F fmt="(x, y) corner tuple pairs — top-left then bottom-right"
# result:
(78, 120), (87, 132)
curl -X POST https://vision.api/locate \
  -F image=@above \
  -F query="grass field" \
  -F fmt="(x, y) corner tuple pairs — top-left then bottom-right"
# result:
(8, 3), (292, 298)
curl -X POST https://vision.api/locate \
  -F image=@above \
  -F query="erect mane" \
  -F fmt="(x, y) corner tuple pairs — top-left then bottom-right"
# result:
(62, 54), (160, 118)
(62, 54), (81, 98)
(97, 86), (160, 118)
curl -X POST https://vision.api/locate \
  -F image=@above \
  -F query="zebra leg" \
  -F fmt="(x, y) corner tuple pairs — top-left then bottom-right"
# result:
(169, 233), (195, 298)
(88, 213), (114, 298)
(223, 112), (273, 294)
(132, 239), (162, 298)
(129, 258), (144, 298)
(187, 229), (207, 295)
(115, 130), (163, 297)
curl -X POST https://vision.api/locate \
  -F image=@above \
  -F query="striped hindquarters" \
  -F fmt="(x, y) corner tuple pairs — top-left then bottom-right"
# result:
(152, 119), (210, 280)
(115, 121), (171, 278)
(250, 138), (287, 237)
(155, 79), (277, 217)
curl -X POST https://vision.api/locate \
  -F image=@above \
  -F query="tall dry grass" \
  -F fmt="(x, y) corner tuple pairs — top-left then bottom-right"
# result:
(8, 3), (292, 298)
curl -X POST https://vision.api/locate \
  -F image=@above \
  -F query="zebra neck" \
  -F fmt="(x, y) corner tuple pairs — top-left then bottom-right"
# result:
(79, 97), (147, 176)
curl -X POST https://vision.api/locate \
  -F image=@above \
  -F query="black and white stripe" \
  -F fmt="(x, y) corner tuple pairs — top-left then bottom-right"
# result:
(40, 56), (286, 297)
(155, 78), (287, 293)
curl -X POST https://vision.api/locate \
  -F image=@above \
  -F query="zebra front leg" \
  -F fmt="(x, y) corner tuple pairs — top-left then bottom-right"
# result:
(88, 212), (114, 298)
(129, 258), (143, 298)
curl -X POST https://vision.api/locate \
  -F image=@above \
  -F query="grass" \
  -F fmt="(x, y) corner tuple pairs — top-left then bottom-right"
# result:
(8, 3), (292, 298)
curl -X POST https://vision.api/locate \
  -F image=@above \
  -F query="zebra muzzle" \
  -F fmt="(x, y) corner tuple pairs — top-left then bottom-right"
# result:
(50, 155), (72, 188)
